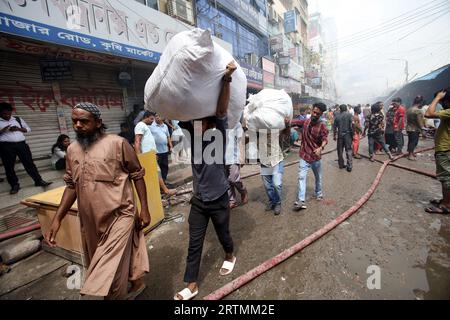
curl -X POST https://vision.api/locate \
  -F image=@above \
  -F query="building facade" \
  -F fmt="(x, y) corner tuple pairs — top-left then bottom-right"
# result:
(0, 0), (229, 161)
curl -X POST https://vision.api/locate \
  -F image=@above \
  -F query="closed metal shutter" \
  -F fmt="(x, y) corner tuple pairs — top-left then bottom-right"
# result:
(0, 50), (59, 159)
(59, 62), (127, 139)
(126, 66), (153, 114)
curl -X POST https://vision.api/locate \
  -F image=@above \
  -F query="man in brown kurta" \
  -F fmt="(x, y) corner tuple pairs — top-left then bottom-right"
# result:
(44, 102), (150, 300)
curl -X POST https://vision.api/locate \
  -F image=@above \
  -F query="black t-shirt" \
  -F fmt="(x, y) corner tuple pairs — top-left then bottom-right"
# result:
(179, 117), (229, 202)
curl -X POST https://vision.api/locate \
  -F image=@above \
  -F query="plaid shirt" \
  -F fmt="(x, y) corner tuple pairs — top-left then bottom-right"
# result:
(292, 119), (329, 163)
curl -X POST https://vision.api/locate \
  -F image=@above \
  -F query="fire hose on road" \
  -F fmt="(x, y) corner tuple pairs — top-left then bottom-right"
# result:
(203, 146), (436, 300)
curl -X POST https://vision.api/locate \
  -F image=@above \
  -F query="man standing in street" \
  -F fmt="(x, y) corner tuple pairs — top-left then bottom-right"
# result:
(392, 98), (406, 155)
(406, 95), (425, 161)
(259, 121), (290, 216)
(425, 89), (450, 215)
(150, 114), (173, 183)
(134, 111), (157, 155)
(333, 104), (354, 172)
(175, 62), (237, 300)
(0, 102), (52, 194)
(134, 111), (176, 197)
(385, 104), (398, 153)
(291, 103), (329, 211)
(363, 102), (394, 162)
(44, 102), (150, 300)
(352, 106), (363, 159)
(226, 120), (248, 209)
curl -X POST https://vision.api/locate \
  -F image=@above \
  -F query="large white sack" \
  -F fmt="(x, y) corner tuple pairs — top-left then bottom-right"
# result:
(244, 89), (293, 130)
(144, 28), (247, 128)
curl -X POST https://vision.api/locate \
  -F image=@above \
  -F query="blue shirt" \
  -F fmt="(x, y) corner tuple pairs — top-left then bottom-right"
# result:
(150, 122), (170, 154)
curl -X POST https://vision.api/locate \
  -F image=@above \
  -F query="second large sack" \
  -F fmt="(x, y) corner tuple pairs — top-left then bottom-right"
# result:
(144, 28), (247, 129)
(244, 89), (293, 130)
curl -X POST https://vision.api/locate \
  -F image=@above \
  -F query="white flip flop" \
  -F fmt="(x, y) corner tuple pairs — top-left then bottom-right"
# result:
(174, 288), (199, 300)
(219, 257), (237, 276)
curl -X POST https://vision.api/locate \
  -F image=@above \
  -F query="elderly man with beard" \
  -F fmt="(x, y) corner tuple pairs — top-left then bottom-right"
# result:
(44, 102), (150, 300)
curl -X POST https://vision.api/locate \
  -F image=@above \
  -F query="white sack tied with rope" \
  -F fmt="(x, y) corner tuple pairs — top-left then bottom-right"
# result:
(244, 89), (293, 130)
(144, 28), (247, 128)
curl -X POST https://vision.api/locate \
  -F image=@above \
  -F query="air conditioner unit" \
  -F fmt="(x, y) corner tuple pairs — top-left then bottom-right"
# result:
(167, 0), (195, 25)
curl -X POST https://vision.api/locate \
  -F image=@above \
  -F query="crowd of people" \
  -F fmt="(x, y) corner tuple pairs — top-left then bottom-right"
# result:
(1, 63), (447, 301)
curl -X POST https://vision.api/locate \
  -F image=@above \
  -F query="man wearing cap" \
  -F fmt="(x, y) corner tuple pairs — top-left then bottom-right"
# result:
(44, 102), (150, 300)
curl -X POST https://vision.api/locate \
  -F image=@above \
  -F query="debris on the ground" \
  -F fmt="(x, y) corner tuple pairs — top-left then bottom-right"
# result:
(430, 219), (441, 232)
(0, 263), (11, 276)
(163, 213), (184, 223)
(383, 218), (393, 227)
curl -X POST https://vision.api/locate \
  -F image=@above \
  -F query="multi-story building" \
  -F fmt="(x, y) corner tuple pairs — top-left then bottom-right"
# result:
(306, 12), (337, 102)
(266, 0), (308, 104)
(194, 0), (268, 95)
(0, 0), (230, 163)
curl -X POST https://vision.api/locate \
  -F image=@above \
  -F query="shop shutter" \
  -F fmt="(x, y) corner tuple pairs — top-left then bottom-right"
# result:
(59, 62), (127, 139)
(0, 50), (59, 160)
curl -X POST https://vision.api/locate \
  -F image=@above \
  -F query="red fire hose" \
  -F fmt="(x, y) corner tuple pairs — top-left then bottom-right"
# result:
(203, 147), (435, 300)
(359, 153), (436, 179)
(0, 223), (41, 242)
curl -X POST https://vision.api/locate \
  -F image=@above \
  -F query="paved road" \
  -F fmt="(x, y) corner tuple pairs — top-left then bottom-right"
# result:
(1, 138), (449, 300)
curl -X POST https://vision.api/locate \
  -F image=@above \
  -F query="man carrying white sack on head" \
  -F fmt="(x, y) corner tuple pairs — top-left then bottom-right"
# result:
(174, 62), (238, 301)
(143, 29), (248, 300)
(244, 89), (293, 216)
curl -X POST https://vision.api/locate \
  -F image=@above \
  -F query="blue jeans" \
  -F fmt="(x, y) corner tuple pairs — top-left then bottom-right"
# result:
(261, 170), (284, 206)
(297, 159), (323, 203)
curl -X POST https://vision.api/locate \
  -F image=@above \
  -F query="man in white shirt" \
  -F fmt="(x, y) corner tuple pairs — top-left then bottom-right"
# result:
(134, 110), (176, 197)
(134, 111), (157, 154)
(0, 102), (52, 194)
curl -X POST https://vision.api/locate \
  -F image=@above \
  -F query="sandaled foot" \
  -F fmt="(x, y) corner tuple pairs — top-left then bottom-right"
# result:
(174, 287), (199, 300)
(220, 256), (237, 276)
(425, 205), (450, 215)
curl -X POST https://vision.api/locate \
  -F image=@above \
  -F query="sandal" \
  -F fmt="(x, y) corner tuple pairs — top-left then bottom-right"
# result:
(425, 205), (450, 215)
(219, 256), (237, 276)
(174, 287), (199, 300)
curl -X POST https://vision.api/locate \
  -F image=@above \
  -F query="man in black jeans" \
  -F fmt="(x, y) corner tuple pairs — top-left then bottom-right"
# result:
(174, 62), (237, 301)
(0, 102), (52, 194)
(333, 104), (354, 172)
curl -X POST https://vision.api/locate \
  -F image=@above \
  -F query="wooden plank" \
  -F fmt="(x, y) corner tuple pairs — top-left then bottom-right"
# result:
(0, 251), (68, 297)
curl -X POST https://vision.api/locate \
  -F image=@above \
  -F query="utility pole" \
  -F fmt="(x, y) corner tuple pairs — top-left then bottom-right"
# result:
(405, 60), (409, 84)
(390, 58), (409, 85)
